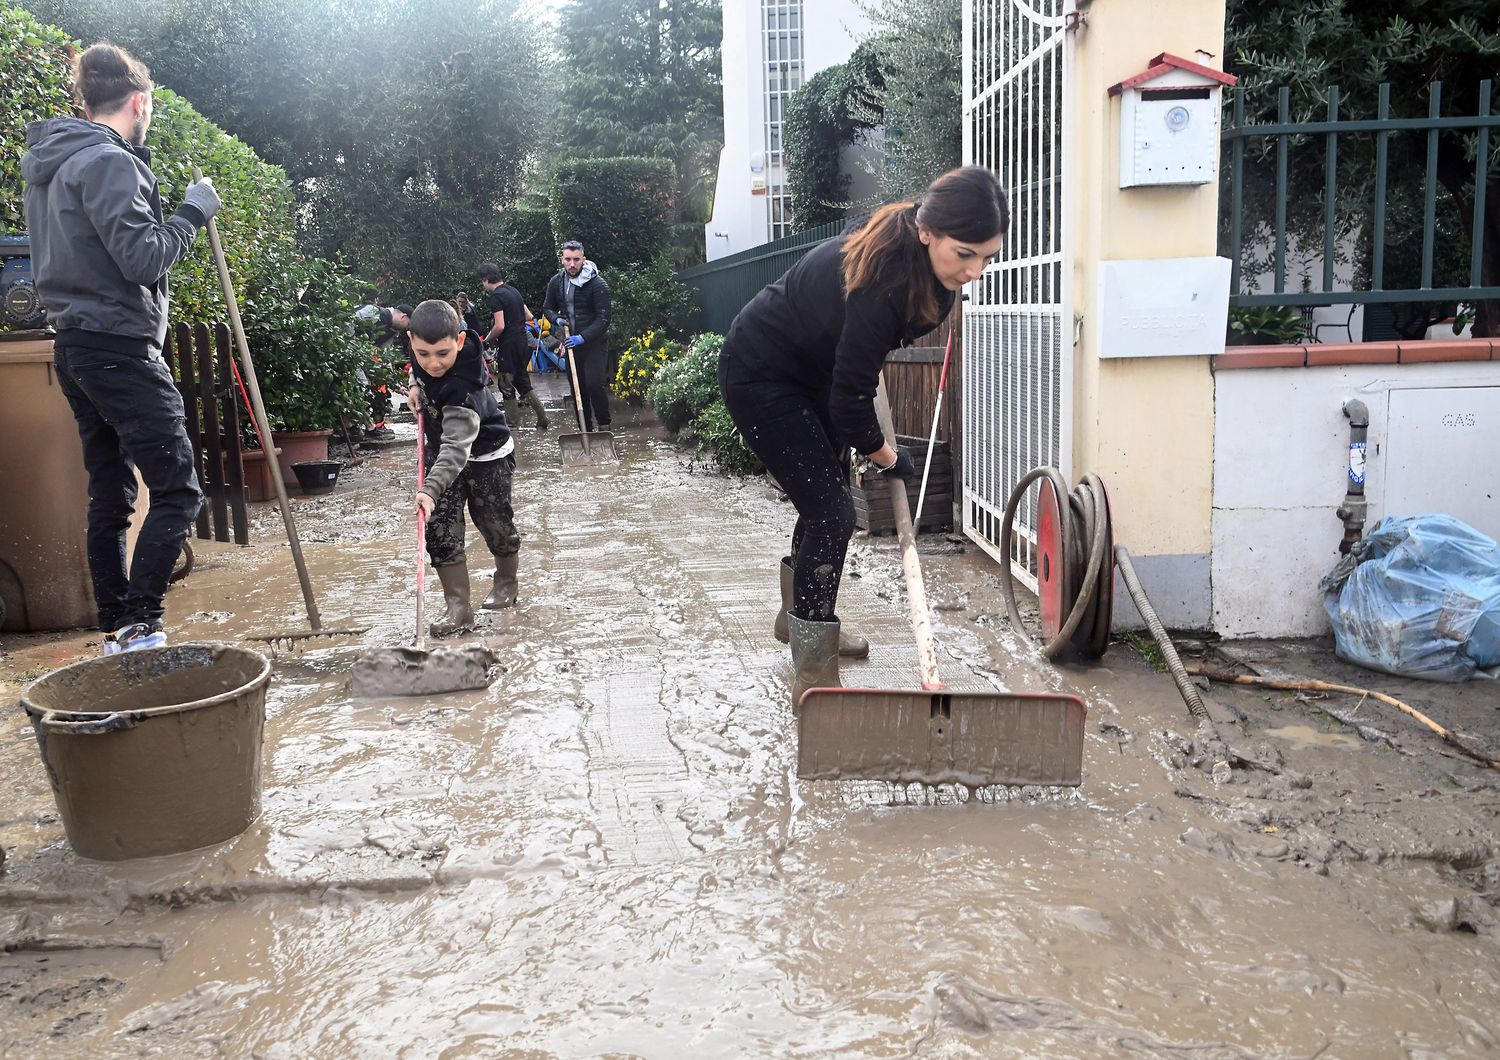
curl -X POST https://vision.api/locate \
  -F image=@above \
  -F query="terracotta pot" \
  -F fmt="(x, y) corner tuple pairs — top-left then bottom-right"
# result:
(239, 447), (284, 503)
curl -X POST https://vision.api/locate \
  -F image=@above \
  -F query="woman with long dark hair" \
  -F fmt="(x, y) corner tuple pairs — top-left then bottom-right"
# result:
(719, 166), (1009, 706)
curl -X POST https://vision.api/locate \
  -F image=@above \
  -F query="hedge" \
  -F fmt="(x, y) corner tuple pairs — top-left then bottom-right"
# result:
(496, 204), (558, 307)
(547, 156), (675, 271)
(0, 2), (297, 329)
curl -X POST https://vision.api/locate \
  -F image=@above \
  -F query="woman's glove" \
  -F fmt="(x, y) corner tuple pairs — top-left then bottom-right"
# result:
(872, 448), (916, 480)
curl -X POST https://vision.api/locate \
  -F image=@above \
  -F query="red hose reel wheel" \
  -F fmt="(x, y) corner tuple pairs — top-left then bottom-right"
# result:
(1035, 475), (1069, 642)
(1000, 468), (1115, 662)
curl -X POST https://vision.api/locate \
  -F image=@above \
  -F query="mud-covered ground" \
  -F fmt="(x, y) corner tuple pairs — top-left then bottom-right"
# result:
(2, 376), (1498, 1058)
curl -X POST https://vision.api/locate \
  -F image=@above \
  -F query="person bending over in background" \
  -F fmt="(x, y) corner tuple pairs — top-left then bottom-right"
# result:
(407, 300), (522, 636)
(541, 240), (611, 432)
(22, 42), (220, 654)
(717, 166), (1008, 707)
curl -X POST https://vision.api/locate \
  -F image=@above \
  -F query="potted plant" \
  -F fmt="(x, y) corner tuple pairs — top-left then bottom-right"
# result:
(237, 251), (371, 496)
(1226, 304), (1308, 346)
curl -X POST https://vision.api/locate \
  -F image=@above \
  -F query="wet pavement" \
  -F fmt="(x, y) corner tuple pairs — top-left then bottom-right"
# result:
(2, 375), (1499, 1057)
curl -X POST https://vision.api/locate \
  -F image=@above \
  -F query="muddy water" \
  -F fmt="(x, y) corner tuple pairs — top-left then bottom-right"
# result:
(3, 378), (1498, 1057)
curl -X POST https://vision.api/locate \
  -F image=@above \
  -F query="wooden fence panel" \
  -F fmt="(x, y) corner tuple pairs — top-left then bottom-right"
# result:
(166, 322), (248, 546)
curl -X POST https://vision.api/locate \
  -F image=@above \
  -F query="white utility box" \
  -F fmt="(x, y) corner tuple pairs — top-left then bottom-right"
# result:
(1109, 52), (1237, 188)
(1384, 386), (1500, 542)
(1098, 256), (1232, 358)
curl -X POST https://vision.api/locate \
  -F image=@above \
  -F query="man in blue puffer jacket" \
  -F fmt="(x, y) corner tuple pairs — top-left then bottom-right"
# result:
(22, 42), (221, 654)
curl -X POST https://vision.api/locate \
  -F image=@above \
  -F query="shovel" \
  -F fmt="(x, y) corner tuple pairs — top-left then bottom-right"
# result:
(796, 374), (1088, 787)
(557, 329), (618, 466)
(350, 411), (496, 697)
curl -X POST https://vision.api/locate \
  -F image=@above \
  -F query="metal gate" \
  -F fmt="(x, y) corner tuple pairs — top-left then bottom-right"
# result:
(961, 0), (1074, 587)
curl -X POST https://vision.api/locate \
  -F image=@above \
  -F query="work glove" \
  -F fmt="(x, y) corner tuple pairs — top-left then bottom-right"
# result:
(181, 177), (221, 225)
(563, 334), (584, 349)
(871, 447), (916, 481)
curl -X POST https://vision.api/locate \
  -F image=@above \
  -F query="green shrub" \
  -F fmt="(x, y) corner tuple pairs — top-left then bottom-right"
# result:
(611, 330), (680, 405)
(238, 248), (372, 435)
(0, 4), (299, 333)
(649, 331), (721, 433)
(691, 397), (758, 476)
(496, 205), (557, 307)
(547, 156), (675, 270)
(608, 253), (697, 347)
(0, 3), (75, 232)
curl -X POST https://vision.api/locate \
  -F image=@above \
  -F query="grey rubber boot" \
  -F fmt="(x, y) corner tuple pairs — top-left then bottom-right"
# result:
(482, 553), (519, 609)
(525, 389), (550, 430)
(787, 613), (843, 712)
(430, 560), (476, 637)
(774, 557), (869, 658)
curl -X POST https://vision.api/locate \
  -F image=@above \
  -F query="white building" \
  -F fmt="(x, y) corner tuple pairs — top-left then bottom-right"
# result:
(705, 0), (875, 260)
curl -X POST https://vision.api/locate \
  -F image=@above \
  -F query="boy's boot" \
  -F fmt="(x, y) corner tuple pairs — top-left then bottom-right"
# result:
(787, 613), (842, 712)
(773, 557), (869, 658)
(482, 553), (519, 609)
(525, 390), (550, 431)
(430, 561), (476, 637)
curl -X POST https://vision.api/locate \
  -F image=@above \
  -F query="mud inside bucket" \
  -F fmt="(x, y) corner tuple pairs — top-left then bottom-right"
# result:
(20, 643), (272, 861)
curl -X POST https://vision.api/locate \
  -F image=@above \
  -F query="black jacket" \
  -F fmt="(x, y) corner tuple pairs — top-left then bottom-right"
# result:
(542, 266), (611, 346)
(722, 235), (953, 455)
(22, 118), (207, 355)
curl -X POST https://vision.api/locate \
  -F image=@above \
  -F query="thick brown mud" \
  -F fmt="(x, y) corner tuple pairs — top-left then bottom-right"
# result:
(2, 376), (1498, 1057)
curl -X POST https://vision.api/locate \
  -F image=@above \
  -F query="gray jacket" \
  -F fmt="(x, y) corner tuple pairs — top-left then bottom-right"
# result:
(22, 118), (206, 355)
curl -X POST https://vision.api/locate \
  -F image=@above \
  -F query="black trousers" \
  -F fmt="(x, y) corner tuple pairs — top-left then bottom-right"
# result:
(567, 342), (610, 430)
(424, 454), (520, 568)
(718, 355), (854, 622)
(54, 345), (204, 631)
(504, 342), (534, 397)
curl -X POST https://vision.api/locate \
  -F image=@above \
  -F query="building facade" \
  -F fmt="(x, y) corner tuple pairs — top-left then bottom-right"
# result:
(704, 0), (874, 261)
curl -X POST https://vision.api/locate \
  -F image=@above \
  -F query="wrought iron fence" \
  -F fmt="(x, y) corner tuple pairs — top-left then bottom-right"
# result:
(1223, 79), (1498, 316)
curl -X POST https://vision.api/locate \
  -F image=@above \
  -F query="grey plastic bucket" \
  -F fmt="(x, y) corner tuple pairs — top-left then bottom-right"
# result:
(21, 643), (272, 861)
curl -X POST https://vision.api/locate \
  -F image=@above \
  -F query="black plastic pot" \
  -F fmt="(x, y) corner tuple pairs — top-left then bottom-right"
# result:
(291, 459), (341, 495)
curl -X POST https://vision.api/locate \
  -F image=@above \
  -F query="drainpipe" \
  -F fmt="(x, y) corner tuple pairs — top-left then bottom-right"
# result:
(1337, 399), (1369, 553)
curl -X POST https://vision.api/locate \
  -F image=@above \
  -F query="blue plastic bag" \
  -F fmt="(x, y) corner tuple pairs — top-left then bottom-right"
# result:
(1320, 514), (1500, 682)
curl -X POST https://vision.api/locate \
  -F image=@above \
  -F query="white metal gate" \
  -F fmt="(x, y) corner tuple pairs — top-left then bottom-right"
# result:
(961, 0), (1073, 587)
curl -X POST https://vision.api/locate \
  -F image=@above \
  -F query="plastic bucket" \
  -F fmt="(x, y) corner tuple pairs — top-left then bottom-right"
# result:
(292, 459), (341, 495)
(21, 643), (272, 861)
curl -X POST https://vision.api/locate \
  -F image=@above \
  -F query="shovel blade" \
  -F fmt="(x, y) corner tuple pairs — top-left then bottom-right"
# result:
(350, 644), (497, 698)
(796, 688), (1087, 786)
(559, 430), (619, 466)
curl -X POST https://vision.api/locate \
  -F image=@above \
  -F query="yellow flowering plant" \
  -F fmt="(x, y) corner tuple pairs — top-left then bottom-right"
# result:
(611, 330), (682, 404)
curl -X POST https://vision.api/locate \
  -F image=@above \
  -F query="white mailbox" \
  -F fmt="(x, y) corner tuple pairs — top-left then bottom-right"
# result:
(1109, 52), (1237, 189)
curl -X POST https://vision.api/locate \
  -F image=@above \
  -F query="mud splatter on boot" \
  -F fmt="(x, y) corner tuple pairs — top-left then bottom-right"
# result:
(430, 560), (476, 637)
(774, 557), (868, 658)
(787, 612), (842, 712)
(482, 553), (519, 609)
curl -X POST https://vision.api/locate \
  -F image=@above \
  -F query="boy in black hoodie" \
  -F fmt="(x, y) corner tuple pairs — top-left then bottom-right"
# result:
(407, 300), (521, 635)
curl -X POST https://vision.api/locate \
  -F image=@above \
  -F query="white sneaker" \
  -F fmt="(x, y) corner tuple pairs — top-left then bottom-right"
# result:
(113, 622), (167, 653)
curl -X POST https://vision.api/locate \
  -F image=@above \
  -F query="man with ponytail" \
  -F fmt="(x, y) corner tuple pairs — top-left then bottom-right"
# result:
(22, 42), (221, 654)
(718, 166), (1008, 707)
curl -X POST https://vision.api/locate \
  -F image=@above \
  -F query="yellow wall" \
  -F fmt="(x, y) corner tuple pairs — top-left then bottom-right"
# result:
(1069, 3), (1226, 557)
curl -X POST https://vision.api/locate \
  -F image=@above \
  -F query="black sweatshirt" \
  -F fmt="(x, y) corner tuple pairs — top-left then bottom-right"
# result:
(721, 235), (953, 455)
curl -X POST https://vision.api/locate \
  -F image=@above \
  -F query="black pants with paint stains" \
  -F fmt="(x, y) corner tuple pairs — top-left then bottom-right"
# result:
(53, 345), (204, 632)
(718, 356), (854, 622)
(424, 454), (520, 568)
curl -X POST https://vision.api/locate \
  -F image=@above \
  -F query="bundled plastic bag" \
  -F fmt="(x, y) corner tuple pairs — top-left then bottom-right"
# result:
(1320, 514), (1500, 682)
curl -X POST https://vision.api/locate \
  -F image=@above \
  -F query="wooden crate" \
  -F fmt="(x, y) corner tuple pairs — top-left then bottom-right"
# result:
(851, 434), (952, 535)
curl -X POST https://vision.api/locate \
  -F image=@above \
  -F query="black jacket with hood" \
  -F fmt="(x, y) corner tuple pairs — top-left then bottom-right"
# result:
(22, 117), (209, 356)
(541, 263), (611, 347)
